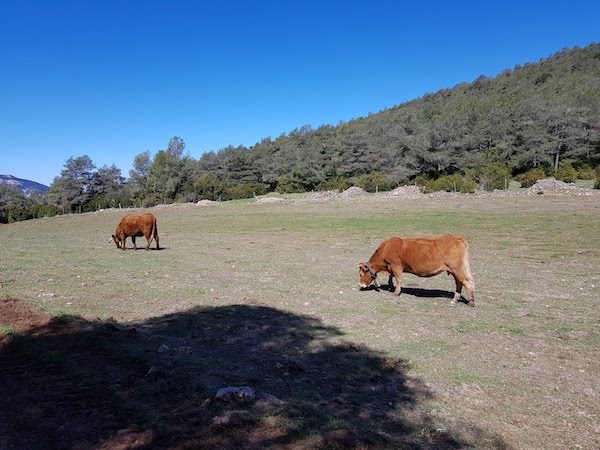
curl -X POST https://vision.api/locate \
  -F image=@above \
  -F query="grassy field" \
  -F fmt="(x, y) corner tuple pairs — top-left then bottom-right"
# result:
(1, 192), (599, 449)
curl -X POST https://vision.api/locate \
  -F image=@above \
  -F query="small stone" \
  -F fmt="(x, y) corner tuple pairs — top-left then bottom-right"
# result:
(157, 344), (170, 353)
(215, 386), (256, 403)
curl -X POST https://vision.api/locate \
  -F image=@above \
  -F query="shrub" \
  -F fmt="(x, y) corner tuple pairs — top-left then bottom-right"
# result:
(3, 205), (33, 223)
(226, 182), (267, 200)
(317, 176), (351, 192)
(141, 193), (163, 207)
(355, 172), (392, 193)
(577, 164), (596, 180)
(517, 168), (546, 188)
(411, 174), (431, 188)
(276, 175), (304, 194)
(34, 204), (61, 218)
(424, 174), (476, 194)
(556, 163), (577, 183)
(474, 163), (511, 191)
(291, 167), (321, 192)
(192, 172), (226, 201)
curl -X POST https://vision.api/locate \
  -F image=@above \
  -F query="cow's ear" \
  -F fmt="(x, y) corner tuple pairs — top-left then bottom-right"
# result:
(358, 263), (367, 272)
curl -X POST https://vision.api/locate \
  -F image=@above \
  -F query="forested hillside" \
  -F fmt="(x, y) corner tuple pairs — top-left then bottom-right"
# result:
(194, 44), (599, 191)
(2, 44), (599, 222)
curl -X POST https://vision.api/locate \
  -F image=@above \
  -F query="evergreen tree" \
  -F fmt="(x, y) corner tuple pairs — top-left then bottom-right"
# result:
(49, 155), (96, 213)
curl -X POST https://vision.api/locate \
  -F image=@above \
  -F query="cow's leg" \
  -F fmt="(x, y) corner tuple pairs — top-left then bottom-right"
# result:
(132, 236), (138, 250)
(121, 236), (127, 251)
(451, 276), (463, 304)
(453, 272), (475, 307)
(389, 265), (403, 296)
(145, 234), (151, 250)
(464, 278), (475, 307)
(387, 274), (395, 291)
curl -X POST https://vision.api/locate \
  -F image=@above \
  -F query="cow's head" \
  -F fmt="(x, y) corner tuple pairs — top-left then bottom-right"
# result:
(111, 235), (122, 249)
(358, 263), (380, 288)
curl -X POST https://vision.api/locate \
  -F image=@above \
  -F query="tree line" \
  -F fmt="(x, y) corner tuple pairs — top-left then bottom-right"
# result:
(2, 44), (599, 223)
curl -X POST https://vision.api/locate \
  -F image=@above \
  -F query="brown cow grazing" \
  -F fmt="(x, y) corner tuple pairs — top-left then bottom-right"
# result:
(111, 213), (159, 251)
(359, 234), (475, 306)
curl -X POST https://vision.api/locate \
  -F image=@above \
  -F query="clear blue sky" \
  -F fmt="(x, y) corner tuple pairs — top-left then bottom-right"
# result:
(1, 0), (598, 186)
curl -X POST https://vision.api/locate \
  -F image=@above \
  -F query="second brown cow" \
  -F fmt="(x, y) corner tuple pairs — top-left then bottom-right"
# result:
(359, 234), (475, 306)
(111, 213), (160, 251)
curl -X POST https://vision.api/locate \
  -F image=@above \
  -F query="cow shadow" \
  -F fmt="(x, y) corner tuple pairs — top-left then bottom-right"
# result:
(117, 246), (163, 251)
(360, 285), (472, 305)
(402, 287), (475, 306)
(0, 302), (502, 449)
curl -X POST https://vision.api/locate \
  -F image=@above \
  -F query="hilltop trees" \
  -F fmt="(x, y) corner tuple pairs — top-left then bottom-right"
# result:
(0, 185), (32, 223)
(88, 164), (127, 209)
(46, 155), (131, 213)
(4, 44), (599, 221)
(154, 45), (596, 197)
(146, 136), (188, 203)
(47, 155), (96, 213)
(128, 150), (152, 201)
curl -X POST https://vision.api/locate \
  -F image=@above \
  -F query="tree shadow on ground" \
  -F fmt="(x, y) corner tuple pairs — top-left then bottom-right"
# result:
(0, 299), (505, 449)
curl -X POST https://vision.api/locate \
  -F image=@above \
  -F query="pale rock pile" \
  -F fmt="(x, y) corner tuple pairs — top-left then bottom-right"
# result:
(339, 186), (367, 198)
(254, 197), (287, 205)
(196, 199), (218, 206)
(525, 177), (598, 196)
(307, 190), (338, 202)
(527, 178), (578, 193)
(386, 185), (423, 199)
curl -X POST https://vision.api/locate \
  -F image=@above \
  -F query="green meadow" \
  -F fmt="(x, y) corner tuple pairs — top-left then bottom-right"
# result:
(1, 193), (599, 449)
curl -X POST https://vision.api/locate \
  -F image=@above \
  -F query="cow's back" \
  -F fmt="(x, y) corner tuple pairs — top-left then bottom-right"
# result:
(117, 213), (156, 236)
(381, 235), (468, 276)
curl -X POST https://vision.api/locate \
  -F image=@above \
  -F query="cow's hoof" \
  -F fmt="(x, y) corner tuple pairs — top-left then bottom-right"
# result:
(468, 301), (475, 307)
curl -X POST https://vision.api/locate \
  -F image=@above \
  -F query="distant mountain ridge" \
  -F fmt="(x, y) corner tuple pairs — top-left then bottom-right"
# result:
(0, 175), (48, 196)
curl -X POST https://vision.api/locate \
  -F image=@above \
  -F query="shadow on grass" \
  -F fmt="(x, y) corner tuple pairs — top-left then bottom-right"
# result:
(0, 302), (504, 449)
(361, 285), (472, 305)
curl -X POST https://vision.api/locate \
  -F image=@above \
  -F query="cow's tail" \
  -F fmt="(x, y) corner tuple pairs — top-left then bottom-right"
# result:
(152, 219), (159, 250)
(460, 237), (475, 305)
(460, 238), (473, 279)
